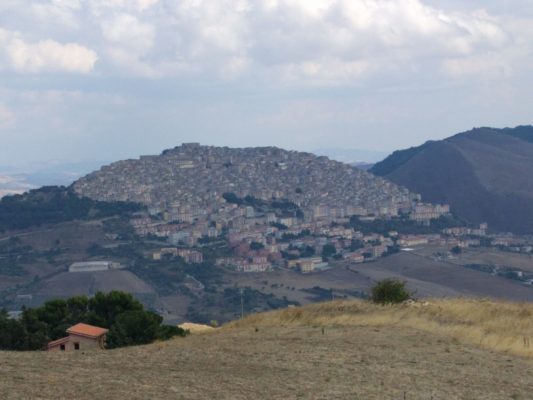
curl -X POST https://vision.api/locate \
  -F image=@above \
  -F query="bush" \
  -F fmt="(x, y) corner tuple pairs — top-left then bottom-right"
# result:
(370, 279), (411, 304)
(451, 246), (462, 255)
(250, 241), (264, 250)
(321, 244), (336, 259)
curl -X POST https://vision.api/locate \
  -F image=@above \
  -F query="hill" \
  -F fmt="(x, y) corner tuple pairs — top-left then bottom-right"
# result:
(1, 299), (532, 399)
(0, 186), (142, 232)
(370, 126), (533, 234)
(72, 143), (416, 218)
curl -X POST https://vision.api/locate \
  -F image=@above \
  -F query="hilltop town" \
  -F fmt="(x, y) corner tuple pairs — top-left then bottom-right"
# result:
(2, 144), (533, 325)
(73, 144), (454, 273)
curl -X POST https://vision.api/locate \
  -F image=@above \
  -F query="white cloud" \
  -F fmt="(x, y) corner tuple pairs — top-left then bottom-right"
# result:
(52, 0), (81, 9)
(101, 13), (155, 53)
(96, 0), (503, 83)
(30, 1), (81, 28)
(1, 0), (533, 168)
(88, 0), (159, 14)
(246, 0), (509, 82)
(100, 13), (156, 76)
(8, 39), (98, 74)
(137, 0), (158, 11)
(0, 0), (515, 81)
(0, 28), (97, 74)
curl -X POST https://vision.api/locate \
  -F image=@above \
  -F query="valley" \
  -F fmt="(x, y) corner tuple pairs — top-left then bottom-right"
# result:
(2, 140), (533, 325)
(2, 216), (533, 325)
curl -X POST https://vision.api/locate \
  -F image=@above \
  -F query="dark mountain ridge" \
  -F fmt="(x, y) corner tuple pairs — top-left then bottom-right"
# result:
(370, 126), (533, 234)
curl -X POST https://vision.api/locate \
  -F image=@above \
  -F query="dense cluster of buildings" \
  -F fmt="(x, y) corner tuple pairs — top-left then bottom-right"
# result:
(74, 143), (421, 220)
(73, 143), (459, 273)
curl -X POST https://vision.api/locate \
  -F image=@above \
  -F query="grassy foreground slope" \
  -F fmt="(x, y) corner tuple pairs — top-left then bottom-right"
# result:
(2, 299), (533, 399)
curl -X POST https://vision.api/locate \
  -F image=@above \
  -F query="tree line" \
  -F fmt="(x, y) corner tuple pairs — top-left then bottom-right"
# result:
(0, 291), (186, 351)
(0, 186), (143, 232)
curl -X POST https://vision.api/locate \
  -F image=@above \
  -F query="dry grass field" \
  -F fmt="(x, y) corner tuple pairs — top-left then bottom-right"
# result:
(2, 298), (533, 399)
(232, 298), (533, 357)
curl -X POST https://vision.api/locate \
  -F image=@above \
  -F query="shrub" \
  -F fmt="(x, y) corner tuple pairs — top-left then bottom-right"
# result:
(370, 279), (411, 304)
(321, 244), (336, 259)
(451, 246), (462, 254)
(250, 241), (264, 250)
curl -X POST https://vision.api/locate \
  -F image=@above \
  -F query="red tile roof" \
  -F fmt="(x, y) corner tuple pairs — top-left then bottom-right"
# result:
(67, 323), (108, 338)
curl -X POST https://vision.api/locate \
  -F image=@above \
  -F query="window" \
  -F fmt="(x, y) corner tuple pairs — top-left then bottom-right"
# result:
(74, 343), (80, 350)
(60, 344), (65, 351)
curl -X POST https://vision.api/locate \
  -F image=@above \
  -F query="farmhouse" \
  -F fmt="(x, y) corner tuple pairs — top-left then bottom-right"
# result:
(47, 323), (108, 352)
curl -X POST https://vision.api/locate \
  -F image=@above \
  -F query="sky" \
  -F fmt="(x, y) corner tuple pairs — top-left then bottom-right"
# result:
(1, 0), (533, 168)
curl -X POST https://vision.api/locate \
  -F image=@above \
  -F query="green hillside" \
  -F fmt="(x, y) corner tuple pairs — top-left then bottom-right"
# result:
(0, 186), (143, 232)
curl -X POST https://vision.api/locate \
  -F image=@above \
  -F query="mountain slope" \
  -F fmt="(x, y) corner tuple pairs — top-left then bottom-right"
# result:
(371, 126), (533, 233)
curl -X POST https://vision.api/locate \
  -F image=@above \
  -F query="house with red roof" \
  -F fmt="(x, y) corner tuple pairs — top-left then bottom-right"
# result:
(47, 323), (108, 352)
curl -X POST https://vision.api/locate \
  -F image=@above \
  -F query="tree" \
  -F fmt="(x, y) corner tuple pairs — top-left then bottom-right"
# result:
(300, 245), (315, 257)
(0, 310), (27, 350)
(19, 308), (48, 350)
(222, 192), (242, 205)
(451, 246), (462, 255)
(106, 310), (163, 348)
(87, 291), (143, 328)
(250, 241), (264, 250)
(0, 291), (188, 351)
(370, 279), (411, 305)
(321, 244), (336, 260)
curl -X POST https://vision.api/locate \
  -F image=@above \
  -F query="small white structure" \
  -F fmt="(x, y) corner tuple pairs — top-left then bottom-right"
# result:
(68, 261), (122, 273)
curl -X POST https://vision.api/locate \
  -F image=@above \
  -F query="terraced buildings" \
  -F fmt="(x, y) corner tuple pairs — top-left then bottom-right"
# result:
(72, 144), (452, 273)
(73, 143), (418, 219)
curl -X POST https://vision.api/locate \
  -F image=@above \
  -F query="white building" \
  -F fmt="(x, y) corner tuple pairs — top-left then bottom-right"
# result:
(69, 261), (122, 273)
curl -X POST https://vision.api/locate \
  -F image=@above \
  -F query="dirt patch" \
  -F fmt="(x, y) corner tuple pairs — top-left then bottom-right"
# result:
(178, 322), (216, 333)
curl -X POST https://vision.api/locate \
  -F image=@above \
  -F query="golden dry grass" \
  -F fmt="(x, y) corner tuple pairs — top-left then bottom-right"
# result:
(1, 323), (533, 399)
(228, 298), (533, 357)
(1, 298), (533, 399)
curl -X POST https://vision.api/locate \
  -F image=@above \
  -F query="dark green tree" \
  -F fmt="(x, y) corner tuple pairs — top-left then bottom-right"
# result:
(451, 246), (462, 255)
(0, 310), (27, 350)
(19, 308), (49, 350)
(250, 241), (264, 250)
(87, 291), (143, 328)
(321, 244), (336, 260)
(1, 291), (187, 351)
(370, 279), (411, 305)
(106, 310), (162, 348)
